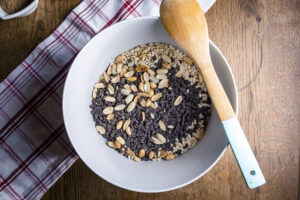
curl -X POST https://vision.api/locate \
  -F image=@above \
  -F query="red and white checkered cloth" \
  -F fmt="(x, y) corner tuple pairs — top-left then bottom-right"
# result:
(0, 1), (161, 199)
(0, 0), (213, 199)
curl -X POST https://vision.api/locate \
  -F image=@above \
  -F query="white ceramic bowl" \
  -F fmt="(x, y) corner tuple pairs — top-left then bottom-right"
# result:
(63, 17), (238, 192)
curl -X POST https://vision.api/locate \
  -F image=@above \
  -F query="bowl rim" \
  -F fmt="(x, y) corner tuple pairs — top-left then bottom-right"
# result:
(62, 16), (238, 193)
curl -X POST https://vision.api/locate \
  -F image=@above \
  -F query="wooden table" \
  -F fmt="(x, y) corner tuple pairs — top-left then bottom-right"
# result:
(1, 0), (299, 199)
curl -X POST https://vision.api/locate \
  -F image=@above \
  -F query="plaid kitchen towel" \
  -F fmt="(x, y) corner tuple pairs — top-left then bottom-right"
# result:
(0, 0), (213, 199)
(0, 1), (161, 199)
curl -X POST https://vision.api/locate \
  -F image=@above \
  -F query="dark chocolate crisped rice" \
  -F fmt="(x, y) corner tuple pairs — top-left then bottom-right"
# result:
(90, 43), (211, 161)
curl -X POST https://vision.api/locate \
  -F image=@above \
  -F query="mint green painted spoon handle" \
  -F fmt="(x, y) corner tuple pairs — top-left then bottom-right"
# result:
(223, 117), (266, 189)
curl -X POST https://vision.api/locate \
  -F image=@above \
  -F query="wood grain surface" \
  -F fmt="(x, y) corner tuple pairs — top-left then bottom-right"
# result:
(0, 0), (299, 199)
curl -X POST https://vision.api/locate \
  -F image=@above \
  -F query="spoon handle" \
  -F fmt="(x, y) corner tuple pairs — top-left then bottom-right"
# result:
(223, 117), (266, 189)
(200, 63), (266, 188)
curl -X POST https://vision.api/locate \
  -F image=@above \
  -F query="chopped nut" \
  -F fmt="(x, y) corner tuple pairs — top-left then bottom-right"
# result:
(106, 114), (114, 120)
(176, 70), (184, 77)
(116, 136), (125, 145)
(139, 92), (149, 97)
(127, 102), (136, 112)
(146, 99), (152, 107)
(131, 84), (138, 92)
(133, 95), (140, 103)
(174, 96), (183, 106)
(147, 68), (156, 76)
(116, 120), (124, 130)
(162, 62), (171, 69)
(156, 134), (166, 143)
(151, 136), (161, 144)
(124, 84), (132, 92)
(134, 156), (141, 162)
(126, 77), (137, 82)
(156, 74), (167, 80)
(120, 65), (128, 76)
(140, 99), (146, 107)
(117, 63), (123, 73)
(149, 76), (159, 83)
(139, 149), (145, 158)
(125, 94), (134, 104)
(140, 73), (145, 82)
(103, 72), (110, 83)
(111, 63), (117, 74)
(104, 96), (116, 102)
(111, 75), (120, 83)
(138, 82), (144, 92)
(107, 65), (112, 75)
(166, 154), (175, 160)
(107, 84), (114, 94)
(141, 49), (148, 55)
(150, 102), (157, 109)
(127, 149), (135, 157)
(162, 55), (171, 63)
(96, 126), (106, 134)
(156, 69), (168, 74)
(159, 120), (166, 131)
(115, 55), (126, 62)
(157, 133), (166, 144)
(115, 104), (126, 111)
(183, 56), (193, 65)
(144, 81), (150, 92)
(136, 65), (149, 72)
(121, 89), (131, 95)
(92, 88), (97, 99)
(103, 107), (114, 115)
(139, 53), (147, 59)
(114, 141), (121, 149)
(99, 75), (104, 82)
(124, 70), (134, 78)
(123, 119), (131, 130)
(94, 83), (105, 89)
(159, 150), (168, 158)
(151, 93), (162, 101)
(150, 82), (157, 89)
(148, 88), (154, 97)
(107, 141), (116, 148)
(158, 79), (168, 88)
(126, 127), (132, 136)
(157, 43), (166, 49)
(142, 112), (146, 121)
(143, 72), (149, 82)
(148, 151), (154, 159)
(168, 125), (174, 129)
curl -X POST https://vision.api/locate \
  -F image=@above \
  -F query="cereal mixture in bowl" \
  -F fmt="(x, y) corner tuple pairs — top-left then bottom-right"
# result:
(90, 43), (211, 162)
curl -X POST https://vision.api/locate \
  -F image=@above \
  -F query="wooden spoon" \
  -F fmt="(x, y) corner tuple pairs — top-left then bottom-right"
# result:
(160, 0), (266, 189)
